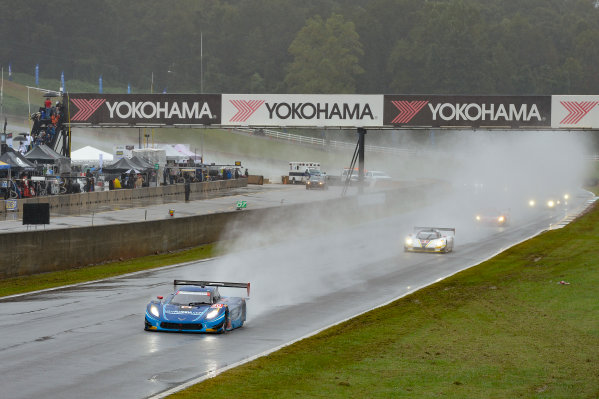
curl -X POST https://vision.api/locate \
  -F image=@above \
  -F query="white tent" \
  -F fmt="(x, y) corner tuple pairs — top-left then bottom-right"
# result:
(154, 144), (187, 161)
(71, 146), (114, 163)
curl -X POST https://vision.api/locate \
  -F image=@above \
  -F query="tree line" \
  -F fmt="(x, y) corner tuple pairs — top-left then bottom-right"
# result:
(1, 0), (599, 95)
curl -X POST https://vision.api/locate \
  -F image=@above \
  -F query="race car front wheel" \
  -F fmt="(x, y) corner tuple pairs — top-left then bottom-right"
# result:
(144, 318), (152, 331)
(220, 309), (230, 334)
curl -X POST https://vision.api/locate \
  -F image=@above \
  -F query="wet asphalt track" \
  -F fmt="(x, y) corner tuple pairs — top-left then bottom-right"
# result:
(0, 188), (593, 399)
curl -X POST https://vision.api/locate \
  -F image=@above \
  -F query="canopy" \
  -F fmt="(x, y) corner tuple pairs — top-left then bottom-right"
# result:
(103, 157), (151, 173)
(24, 144), (67, 164)
(0, 161), (10, 170)
(71, 145), (114, 162)
(0, 149), (36, 170)
(131, 155), (154, 170)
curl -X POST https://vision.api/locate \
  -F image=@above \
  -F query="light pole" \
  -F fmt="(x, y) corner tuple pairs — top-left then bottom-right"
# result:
(200, 32), (203, 93)
(167, 64), (175, 93)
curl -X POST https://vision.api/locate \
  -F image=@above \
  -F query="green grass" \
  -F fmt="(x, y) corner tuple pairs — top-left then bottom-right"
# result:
(171, 203), (599, 399)
(0, 243), (218, 297)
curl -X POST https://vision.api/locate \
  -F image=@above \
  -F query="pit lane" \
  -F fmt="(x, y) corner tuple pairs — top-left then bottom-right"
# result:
(0, 187), (593, 399)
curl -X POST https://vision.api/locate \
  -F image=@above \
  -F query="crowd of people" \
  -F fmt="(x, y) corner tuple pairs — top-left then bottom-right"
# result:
(163, 166), (248, 185)
(107, 171), (145, 190)
(2, 173), (63, 199)
(30, 97), (65, 147)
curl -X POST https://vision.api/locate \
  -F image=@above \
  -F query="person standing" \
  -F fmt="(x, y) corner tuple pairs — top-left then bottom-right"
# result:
(44, 97), (52, 117)
(184, 175), (191, 201)
(135, 174), (143, 188)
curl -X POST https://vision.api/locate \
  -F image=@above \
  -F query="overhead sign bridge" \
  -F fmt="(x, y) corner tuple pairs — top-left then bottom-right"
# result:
(61, 93), (597, 192)
(63, 93), (599, 130)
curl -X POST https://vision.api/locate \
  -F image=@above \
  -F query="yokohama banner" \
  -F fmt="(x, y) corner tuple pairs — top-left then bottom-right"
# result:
(65, 93), (221, 125)
(63, 93), (599, 129)
(551, 95), (599, 129)
(221, 94), (384, 127)
(384, 95), (551, 128)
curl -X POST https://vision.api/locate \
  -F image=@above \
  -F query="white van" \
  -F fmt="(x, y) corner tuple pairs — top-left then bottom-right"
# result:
(289, 161), (321, 184)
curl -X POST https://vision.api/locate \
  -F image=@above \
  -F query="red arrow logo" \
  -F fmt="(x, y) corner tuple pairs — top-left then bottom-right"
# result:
(559, 101), (598, 125)
(391, 100), (428, 123)
(71, 98), (106, 121)
(229, 99), (265, 122)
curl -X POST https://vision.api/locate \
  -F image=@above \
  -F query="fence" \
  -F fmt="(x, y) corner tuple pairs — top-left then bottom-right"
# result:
(235, 128), (417, 156)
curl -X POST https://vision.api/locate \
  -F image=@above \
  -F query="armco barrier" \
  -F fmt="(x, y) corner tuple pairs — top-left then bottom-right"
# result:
(0, 180), (443, 278)
(1, 178), (247, 214)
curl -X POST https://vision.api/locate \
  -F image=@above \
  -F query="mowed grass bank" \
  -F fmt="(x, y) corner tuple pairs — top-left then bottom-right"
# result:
(0, 244), (217, 297)
(172, 204), (599, 399)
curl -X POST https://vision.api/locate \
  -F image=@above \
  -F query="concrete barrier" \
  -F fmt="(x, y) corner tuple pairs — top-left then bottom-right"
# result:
(0, 180), (443, 278)
(247, 175), (264, 185)
(1, 178), (248, 215)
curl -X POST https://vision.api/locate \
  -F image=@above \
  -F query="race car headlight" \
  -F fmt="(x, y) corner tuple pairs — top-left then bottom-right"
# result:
(564, 193), (569, 200)
(206, 309), (221, 319)
(319, 182), (323, 185)
(547, 200), (555, 208)
(528, 200), (535, 207)
(405, 237), (413, 246)
(433, 239), (445, 247)
(150, 305), (160, 318)
(497, 216), (505, 223)
(475, 215), (481, 221)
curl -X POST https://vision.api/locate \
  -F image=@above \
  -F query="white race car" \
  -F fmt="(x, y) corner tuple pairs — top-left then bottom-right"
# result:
(404, 227), (455, 253)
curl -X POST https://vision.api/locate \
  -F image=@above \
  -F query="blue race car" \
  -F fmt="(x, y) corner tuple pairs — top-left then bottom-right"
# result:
(144, 280), (250, 333)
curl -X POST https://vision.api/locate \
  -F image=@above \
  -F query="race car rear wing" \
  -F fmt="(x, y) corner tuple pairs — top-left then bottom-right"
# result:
(413, 227), (456, 235)
(174, 280), (250, 296)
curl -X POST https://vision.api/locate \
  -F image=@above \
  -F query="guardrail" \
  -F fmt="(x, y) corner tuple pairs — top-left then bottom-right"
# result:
(235, 128), (417, 156)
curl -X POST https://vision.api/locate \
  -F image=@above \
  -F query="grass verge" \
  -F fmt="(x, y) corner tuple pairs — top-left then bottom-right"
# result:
(171, 203), (599, 398)
(0, 243), (218, 297)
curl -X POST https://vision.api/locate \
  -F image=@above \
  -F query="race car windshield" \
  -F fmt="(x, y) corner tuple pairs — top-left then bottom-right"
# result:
(171, 291), (212, 305)
(416, 231), (440, 240)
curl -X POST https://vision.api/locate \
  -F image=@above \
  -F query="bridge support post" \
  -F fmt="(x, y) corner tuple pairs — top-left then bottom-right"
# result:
(358, 127), (366, 194)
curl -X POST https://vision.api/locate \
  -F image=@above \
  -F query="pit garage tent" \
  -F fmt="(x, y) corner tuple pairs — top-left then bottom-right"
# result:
(71, 146), (114, 163)
(24, 144), (68, 164)
(103, 157), (149, 173)
(130, 156), (154, 170)
(0, 149), (37, 170)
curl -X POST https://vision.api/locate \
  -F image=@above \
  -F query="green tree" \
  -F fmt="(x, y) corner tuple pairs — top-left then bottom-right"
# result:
(388, 0), (489, 94)
(284, 13), (364, 93)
